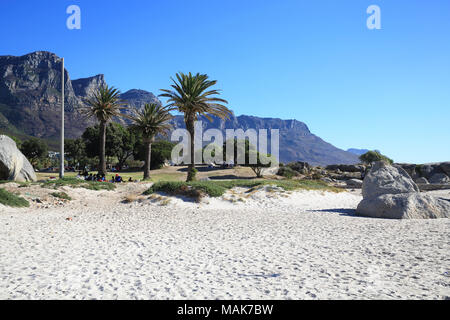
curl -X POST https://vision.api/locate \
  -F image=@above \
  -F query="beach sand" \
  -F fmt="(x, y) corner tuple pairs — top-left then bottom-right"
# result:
(0, 184), (449, 300)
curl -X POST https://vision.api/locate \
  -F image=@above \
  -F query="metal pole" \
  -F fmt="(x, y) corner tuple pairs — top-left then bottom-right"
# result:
(60, 58), (65, 179)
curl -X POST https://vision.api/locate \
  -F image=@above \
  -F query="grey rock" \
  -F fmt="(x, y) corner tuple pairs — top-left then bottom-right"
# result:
(321, 177), (333, 183)
(326, 164), (365, 173)
(261, 166), (279, 176)
(429, 173), (450, 184)
(72, 74), (106, 98)
(357, 193), (450, 219)
(414, 177), (429, 184)
(419, 164), (443, 179)
(333, 172), (363, 180)
(346, 179), (363, 188)
(0, 135), (37, 182)
(440, 162), (450, 176)
(286, 161), (310, 173)
(395, 163), (417, 179)
(362, 161), (419, 199)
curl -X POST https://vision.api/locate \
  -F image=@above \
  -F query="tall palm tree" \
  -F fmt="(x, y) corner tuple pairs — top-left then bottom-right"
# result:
(159, 72), (231, 181)
(128, 103), (173, 180)
(82, 85), (126, 175)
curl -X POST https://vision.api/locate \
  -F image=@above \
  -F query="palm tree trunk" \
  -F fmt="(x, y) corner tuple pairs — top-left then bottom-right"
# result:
(99, 120), (107, 175)
(186, 118), (196, 182)
(143, 140), (152, 180)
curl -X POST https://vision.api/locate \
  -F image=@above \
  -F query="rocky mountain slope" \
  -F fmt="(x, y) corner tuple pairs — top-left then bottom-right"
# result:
(0, 51), (359, 165)
(0, 51), (96, 138)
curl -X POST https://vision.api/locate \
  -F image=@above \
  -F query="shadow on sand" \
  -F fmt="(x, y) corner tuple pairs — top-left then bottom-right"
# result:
(176, 166), (225, 173)
(207, 175), (255, 180)
(308, 208), (361, 217)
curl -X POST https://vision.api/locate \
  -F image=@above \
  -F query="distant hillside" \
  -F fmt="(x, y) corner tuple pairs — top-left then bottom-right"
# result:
(169, 114), (359, 165)
(0, 51), (359, 165)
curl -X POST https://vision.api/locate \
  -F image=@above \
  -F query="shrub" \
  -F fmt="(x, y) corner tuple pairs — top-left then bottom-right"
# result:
(187, 168), (198, 181)
(359, 151), (393, 164)
(20, 138), (49, 167)
(277, 166), (298, 179)
(0, 188), (29, 207)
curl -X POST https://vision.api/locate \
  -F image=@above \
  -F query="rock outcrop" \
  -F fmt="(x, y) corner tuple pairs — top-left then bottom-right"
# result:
(429, 173), (450, 184)
(326, 164), (365, 173)
(72, 74), (106, 98)
(414, 177), (429, 184)
(356, 161), (449, 219)
(0, 51), (101, 138)
(441, 162), (450, 176)
(0, 135), (37, 182)
(346, 179), (363, 188)
(395, 162), (450, 186)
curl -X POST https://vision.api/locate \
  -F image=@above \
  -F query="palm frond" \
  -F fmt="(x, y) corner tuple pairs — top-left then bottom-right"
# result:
(81, 85), (128, 123)
(159, 72), (231, 123)
(128, 103), (173, 141)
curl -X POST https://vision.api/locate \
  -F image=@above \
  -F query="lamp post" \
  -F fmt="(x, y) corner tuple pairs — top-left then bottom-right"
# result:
(60, 57), (65, 179)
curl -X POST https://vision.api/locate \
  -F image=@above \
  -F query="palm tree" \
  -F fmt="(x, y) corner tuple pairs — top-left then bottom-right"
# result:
(82, 85), (126, 175)
(129, 103), (173, 180)
(160, 72), (232, 181)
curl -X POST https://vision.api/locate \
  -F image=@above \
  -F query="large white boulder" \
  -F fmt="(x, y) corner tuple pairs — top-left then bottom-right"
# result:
(362, 161), (419, 199)
(0, 135), (37, 182)
(356, 161), (449, 219)
(357, 193), (450, 219)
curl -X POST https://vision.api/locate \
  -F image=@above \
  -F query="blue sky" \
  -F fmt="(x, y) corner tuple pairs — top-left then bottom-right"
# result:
(1, 0), (449, 163)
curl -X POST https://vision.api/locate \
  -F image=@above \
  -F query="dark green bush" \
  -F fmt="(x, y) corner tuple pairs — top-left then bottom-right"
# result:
(187, 168), (198, 181)
(359, 151), (393, 164)
(277, 166), (298, 179)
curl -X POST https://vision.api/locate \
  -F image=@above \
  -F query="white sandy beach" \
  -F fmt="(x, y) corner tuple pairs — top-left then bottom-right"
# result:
(0, 185), (449, 300)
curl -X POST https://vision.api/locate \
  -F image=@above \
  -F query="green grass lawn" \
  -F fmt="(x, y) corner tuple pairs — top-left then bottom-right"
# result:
(0, 188), (29, 207)
(36, 171), (184, 183)
(41, 177), (116, 191)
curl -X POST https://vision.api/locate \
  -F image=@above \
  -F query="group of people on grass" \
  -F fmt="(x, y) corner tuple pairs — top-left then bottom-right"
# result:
(77, 171), (134, 183)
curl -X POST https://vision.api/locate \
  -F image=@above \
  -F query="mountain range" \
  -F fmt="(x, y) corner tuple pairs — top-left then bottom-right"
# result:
(0, 51), (359, 165)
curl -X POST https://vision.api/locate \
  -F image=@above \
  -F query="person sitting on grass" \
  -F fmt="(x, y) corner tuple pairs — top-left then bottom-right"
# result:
(114, 174), (123, 183)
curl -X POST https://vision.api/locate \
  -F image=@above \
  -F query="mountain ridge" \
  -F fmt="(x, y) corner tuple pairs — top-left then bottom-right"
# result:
(0, 51), (359, 165)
